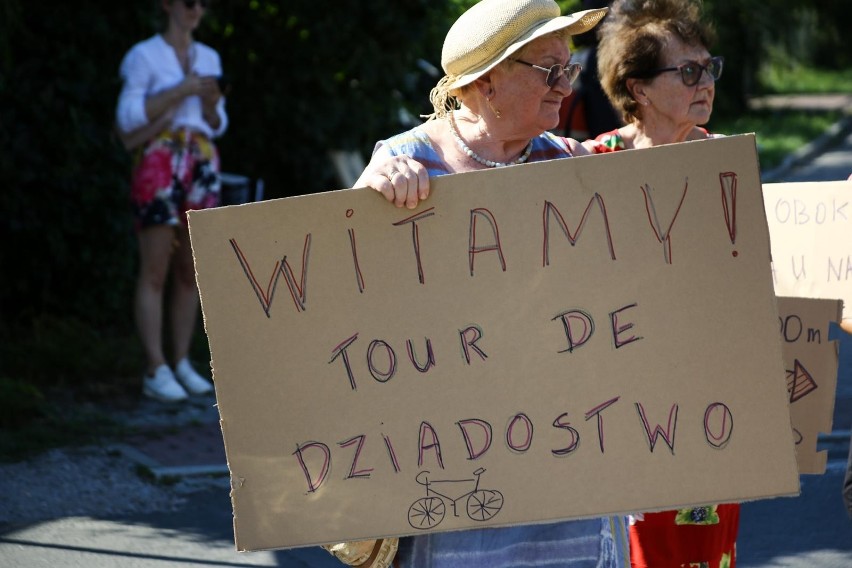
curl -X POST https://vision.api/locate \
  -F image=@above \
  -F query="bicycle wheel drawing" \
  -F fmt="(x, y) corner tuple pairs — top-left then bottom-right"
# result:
(408, 496), (446, 529)
(466, 489), (504, 521)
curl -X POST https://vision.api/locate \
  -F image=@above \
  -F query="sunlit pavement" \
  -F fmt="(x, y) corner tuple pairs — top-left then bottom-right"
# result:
(738, 463), (852, 568)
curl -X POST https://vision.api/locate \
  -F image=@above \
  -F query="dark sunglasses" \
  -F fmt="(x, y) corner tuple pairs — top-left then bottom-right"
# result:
(182, 0), (209, 8)
(642, 56), (724, 87)
(511, 59), (582, 88)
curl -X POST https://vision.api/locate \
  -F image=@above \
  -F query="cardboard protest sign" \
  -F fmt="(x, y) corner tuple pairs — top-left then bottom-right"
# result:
(777, 296), (841, 474)
(188, 134), (799, 552)
(764, 181), (852, 319)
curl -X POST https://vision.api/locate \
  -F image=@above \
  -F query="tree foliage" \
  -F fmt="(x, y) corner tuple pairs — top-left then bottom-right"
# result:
(210, 0), (446, 195)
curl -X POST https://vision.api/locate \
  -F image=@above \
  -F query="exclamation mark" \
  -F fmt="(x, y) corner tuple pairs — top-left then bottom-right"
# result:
(719, 172), (737, 257)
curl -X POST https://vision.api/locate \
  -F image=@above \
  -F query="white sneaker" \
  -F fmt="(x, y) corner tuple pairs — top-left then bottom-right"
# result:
(143, 364), (189, 403)
(175, 358), (214, 395)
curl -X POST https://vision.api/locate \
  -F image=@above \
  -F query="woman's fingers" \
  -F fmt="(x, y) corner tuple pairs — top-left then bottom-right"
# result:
(359, 156), (430, 209)
(413, 160), (430, 203)
(390, 157), (430, 209)
(370, 172), (397, 204)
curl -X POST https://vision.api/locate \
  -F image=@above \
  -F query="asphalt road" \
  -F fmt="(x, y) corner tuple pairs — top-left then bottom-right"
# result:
(735, 113), (852, 568)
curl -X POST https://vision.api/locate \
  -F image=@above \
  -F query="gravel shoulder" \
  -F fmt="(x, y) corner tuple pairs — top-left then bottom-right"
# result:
(0, 394), (225, 531)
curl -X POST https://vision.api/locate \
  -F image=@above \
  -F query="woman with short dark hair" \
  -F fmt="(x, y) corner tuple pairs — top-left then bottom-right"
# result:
(583, 2), (739, 566)
(585, 0), (722, 153)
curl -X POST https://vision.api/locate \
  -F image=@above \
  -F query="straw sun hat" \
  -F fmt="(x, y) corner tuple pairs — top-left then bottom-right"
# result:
(429, 0), (608, 117)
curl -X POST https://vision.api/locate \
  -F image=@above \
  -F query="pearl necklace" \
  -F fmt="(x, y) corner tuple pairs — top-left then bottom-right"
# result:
(448, 112), (533, 168)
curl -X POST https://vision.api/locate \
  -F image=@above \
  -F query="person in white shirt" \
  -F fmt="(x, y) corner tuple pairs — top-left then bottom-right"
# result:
(115, 0), (227, 403)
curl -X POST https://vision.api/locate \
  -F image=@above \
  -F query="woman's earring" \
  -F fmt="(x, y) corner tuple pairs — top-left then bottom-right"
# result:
(487, 97), (502, 119)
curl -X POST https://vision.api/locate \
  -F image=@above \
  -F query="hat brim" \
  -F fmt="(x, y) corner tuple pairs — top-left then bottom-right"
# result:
(446, 7), (608, 91)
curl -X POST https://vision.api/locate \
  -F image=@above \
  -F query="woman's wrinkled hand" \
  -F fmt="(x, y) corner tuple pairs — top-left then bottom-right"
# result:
(354, 155), (430, 209)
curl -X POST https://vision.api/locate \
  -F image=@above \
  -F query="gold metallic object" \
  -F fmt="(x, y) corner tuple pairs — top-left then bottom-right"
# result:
(322, 539), (376, 565)
(322, 537), (399, 567)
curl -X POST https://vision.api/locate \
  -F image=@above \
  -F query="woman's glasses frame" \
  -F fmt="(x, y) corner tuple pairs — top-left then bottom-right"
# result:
(182, 0), (209, 9)
(511, 59), (583, 88)
(642, 56), (724, 87)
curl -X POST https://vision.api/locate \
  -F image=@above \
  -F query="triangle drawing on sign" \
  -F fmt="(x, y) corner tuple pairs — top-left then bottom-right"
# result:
(786, 358), (818, 403)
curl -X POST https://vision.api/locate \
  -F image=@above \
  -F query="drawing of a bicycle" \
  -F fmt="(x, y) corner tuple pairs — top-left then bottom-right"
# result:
(407, 467), (504, 530)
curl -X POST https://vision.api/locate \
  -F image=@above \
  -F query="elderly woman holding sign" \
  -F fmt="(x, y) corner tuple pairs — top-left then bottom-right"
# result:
(324, 1), (632, 567)
(353, 0), (606, 210)
(581, 1), (739, 567)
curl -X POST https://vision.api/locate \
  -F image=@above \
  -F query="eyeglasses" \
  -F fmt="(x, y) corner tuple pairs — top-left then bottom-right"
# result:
(182, 0), (209, 8)
(643, 56), (724, 87)
(511, 59), (582, 88)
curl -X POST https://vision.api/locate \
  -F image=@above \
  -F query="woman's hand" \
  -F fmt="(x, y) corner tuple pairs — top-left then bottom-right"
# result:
(180, 74), (222, 129)
(198, 76), (223, 108)
(581, 139), (602, 153)
(354, 155), (430, 209)
(180, 73), (220, 100)
(569, 138), (592, 156)
(142, 73), (220, 129)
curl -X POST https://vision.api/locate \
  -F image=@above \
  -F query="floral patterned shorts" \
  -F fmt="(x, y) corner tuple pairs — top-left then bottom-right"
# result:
(130, 129), (221, 231)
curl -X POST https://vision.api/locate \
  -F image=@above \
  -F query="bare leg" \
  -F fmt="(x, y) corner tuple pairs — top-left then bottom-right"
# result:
(135, 225), (177, 375)
(170, 225), (201, 365)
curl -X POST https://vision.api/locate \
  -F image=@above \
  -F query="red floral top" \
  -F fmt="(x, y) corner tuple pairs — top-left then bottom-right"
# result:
(629, 504), (740, 568)
(588, 127), (713, 153)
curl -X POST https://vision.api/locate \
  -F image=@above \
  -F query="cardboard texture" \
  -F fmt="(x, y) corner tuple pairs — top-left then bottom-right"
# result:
(764, 181), (852, 319)
(188, 134), (800, 552)
(777, 297), (841, 474)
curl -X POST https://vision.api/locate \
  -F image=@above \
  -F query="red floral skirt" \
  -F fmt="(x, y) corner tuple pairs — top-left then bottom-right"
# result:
(130, 128), (220, 231)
